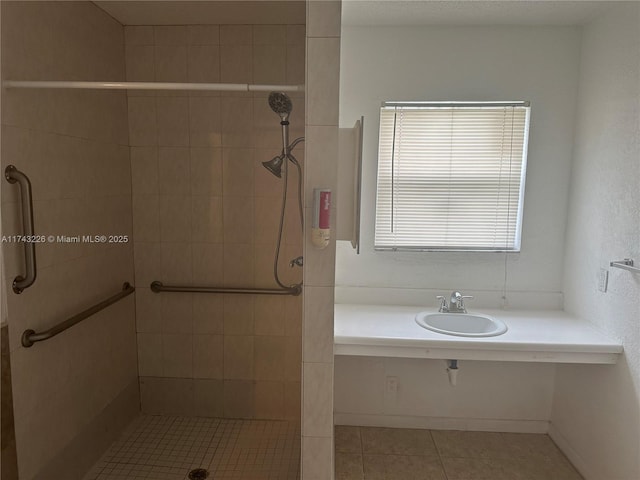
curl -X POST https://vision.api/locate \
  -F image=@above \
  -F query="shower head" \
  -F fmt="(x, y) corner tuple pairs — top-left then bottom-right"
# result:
(268, 92), (293, 122)
(262, 154), (285, 178)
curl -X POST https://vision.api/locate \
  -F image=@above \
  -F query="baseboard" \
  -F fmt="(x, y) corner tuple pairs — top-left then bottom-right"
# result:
(32, 378), (140, 480)
(334, 413), (549, 433)
(548, 423), (596, 480)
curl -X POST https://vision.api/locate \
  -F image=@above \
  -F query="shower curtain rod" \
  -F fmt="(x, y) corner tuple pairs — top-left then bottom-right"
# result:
(2, 80), (304, 92)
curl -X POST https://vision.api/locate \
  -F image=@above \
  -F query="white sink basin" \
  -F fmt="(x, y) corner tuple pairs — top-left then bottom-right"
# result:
(415, 312), (508, 337)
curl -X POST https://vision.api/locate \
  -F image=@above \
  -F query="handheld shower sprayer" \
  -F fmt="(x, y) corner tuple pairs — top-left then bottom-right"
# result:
(268, 91), (293, 123)
(262, 92), (305, 293)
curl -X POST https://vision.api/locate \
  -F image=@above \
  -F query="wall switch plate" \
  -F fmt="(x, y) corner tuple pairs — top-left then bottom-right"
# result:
(598, 268), (609, 292)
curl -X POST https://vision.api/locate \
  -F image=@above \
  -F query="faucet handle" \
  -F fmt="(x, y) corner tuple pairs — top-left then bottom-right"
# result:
(436, 295), (448, 312)
(458, 295), (474, 313)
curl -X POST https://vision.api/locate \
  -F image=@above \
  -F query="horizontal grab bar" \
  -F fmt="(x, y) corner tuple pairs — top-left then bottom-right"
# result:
(150, 281), (302, 296)
(5, 165), (37, 294)
(610, 259), (640, 274)
(22, 283), (135, 348)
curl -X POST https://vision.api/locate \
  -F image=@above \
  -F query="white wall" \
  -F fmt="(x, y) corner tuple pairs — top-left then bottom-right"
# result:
(335, 356), (556, 433)
(337, 26), (582, 306)
(334, 24), (583, 428)
(551, 4), (640, 480)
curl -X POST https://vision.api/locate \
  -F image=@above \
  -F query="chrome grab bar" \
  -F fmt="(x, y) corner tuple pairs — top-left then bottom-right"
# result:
(150, 281), (302, 296)
(5, 165), (37, 294)
(21, 282), (135, 348)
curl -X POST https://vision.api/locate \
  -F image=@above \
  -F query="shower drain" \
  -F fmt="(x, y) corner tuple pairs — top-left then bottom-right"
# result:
(188, 468), (209, 480)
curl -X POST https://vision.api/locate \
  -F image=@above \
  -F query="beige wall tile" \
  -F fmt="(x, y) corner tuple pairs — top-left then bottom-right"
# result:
(139, 377), (166, 414)
(253, 25), (286, 45)
(125, 26), (154, 46)
(132, 195), (160, 242)
(223, 295), (254, 335)
(220, 25), (252, 45)
(156, 97), (190, 146)
(221, 97), (253, 134)
(254, 336), (287, 380)
(286, 25), (306, 46)
(193, 379), (223, 417)
(128, 97), (157, 146)
(253, 244), (277, 287)
(135, 287), (162, 333)
(193, 334), (223, 379)
(223, 196), (254, 244)
(284, 336), (302, 382)
(255, 381), (285, 419)
(162, 333), (193, 378)
(130, 147), (159, 195)
(154, 26), (187, 46)
(223, 380), (255, 418)
(137, 333), (163, 377)
(155, 46), (188, 82)
(189, 97), (222, 147)
(222, 148), (254, 196)
(188, 45), (221, 83)
(254, 296), (286, 336)
(284, 380), (302, 420)
(302, 436), (334, 480)
(190, 147), (223, 195)
(223, 335), (254, 380)
(306, 38), (341, 126)
(161, 377), (194, 416)
(284, 201), (304, 247)
(125, 46), (155, 82)
(304, 126), (338, 206)
(158, 147), (191, 195)
(1, 6), (136, 477)
(161, 242), (193, 283)
(284, 295), (303, 337)
(188, 25), (220, 46)
(159, 195), (192, 242)
(120, 16), (307, 428)
(303, 286), (334, 363)
(191, 195), (224, 243)
(134, 242), (162, 286)
(192, 243), (224, 284)
(303, 362), (334, 437)
(308, 1), (341, 38)
(161, 294), (193, 334)
(253, 45), (287, 84)
(193, 296), (224, 335)
(220, 46), (253, 83)
(286, 44), (306, 85)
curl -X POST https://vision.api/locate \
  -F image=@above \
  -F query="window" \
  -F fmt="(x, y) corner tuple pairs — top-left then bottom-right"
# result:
(374, 101), (531, 252)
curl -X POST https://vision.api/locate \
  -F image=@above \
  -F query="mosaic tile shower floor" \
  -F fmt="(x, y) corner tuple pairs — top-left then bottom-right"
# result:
(84, 415), (300, 480)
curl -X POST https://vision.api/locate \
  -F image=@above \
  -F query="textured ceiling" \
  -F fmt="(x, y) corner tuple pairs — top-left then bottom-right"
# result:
(342, 0), (621, 26)
(93, 1), (305, 25)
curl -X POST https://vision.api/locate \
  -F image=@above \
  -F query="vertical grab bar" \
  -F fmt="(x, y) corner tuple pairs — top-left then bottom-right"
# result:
(4, 165), (37, 293)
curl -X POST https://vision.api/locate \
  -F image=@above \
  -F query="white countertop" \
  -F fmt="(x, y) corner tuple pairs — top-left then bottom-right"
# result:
(334, 304), (623, 364)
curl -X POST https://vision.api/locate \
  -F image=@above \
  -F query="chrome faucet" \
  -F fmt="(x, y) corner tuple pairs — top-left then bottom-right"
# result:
(436, 291), (473, 313)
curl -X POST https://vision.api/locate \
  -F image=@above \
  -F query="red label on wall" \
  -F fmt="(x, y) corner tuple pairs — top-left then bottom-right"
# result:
(319, 191), (331, 229)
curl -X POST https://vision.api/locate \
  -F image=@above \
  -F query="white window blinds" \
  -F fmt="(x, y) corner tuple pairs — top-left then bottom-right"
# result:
(375, 102), (530, 251)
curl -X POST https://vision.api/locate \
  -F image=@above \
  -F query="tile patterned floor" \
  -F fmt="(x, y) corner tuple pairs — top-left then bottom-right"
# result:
(335, 426), (584, 480)
(84, 415), (300, 480)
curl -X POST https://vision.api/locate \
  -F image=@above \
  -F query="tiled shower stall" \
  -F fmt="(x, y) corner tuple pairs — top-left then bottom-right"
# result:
(0, 1), (341, 479)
